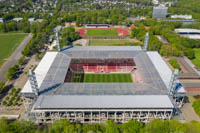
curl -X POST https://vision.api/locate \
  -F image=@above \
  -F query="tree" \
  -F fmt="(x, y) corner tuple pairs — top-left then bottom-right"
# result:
(0, 118), (10, 132)
(120, 120), (143, 133)
(5, 65), (19, 80)
(169, 59), (181, 70)
(144, 119), (169, 133)
(106, 120), (119, 133)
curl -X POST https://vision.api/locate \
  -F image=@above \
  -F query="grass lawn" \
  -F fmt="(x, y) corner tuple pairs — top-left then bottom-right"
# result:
(86, 29), (118, 36)
(88, 39), (135, 46)
(0, 33), (28, 67)
(192, 48), (200, 69)
(72, 73), (132, 83)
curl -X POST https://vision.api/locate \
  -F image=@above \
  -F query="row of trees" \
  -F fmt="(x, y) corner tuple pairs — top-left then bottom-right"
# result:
(60, 27), (80, 47)
(60, 8), (151, 26)
(0, 21), (31, 33)
(0, 82), (5, 98)
(1, 118), (200, 133)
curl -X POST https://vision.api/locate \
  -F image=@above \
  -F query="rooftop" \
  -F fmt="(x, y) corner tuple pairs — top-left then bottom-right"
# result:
(175, 28), (200, 33)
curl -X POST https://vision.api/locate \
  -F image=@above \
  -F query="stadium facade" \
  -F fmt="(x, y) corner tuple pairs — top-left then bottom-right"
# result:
(21, 46), (186, 123)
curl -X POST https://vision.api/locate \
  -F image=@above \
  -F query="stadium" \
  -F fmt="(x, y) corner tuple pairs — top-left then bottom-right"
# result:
(21, 46), (186, 123)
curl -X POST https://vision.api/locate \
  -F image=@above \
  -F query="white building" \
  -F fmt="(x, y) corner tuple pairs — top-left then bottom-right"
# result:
(13, 18), (23, 22)
(171, 15), (192, 20)
(175, 28), (200, 39)
(28, 18), (36, 23)
(153, 7), (168, 19)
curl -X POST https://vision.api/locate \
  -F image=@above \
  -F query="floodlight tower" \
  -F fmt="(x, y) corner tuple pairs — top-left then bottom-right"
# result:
(28, 69), (39, 96)
(128, 2), (130, 16)
(143, 32), (149, 51)
(56, 31), (61, 52)
(168, 69), (179, 96)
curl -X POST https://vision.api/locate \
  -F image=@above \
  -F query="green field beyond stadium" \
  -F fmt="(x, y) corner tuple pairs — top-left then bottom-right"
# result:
(86, 29), (118, 36)
(72, 73), (132, 83)
(0, 33), (27, 67)
(192, 48), (200, 69)
(88, 39), (135, 46)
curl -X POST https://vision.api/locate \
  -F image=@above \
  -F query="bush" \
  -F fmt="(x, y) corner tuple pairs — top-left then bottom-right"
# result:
(8, 100), (13, 106)
(11, 88), (16, 93)
(5, 96), (9, 100)
(169, 59), (181, 70)
(192, 98), (200, 117)
(14, 92), (18, 97)
(2, 100), (7, 106)
(10, 96), (15, 101)
(13, 101), (17, 106)
(17, 88), (22, 92)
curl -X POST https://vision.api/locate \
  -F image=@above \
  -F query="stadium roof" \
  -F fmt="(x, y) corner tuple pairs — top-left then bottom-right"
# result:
(21, 46), (186, 109)
(34, 95), (174, 109)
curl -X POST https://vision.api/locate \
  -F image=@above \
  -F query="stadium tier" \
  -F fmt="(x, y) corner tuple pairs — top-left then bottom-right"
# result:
(21, 46), (186, 123)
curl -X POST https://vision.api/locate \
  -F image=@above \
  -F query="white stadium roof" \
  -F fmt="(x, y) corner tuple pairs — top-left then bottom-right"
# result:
(34, 95), (174, 109)
(21, 52), (58, 93)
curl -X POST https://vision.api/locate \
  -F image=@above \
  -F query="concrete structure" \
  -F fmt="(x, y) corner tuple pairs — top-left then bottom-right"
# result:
(175, 29), (200, 39)
(171, 15), (192, 20)
(153, 7), (168, 19)
(21, 46), (186, 123)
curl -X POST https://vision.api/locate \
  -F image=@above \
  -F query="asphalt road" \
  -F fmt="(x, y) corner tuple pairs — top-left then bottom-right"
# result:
(0, 34), (32, 82)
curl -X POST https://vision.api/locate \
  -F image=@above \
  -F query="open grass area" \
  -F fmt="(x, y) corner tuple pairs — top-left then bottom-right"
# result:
(88, 39), (135, 46)
(72, 73), (132, 83)
(0, 33), (27, 67)
(86, 29), (118, 36)
(192, 48), (200, 69)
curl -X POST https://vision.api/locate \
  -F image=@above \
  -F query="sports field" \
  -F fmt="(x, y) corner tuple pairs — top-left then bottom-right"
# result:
(71, 73), (132, 83)
(87, 39), (135, 46)
(86, 29), (118, 36)
(0, 34), (27, 67)
(192, 48), (200, 69)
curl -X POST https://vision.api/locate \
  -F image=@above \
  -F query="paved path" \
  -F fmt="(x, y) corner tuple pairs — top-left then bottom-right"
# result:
(0, 34), (32, 81)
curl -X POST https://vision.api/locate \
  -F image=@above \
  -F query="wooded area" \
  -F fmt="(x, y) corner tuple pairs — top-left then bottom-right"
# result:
(0, 118), (200, 133)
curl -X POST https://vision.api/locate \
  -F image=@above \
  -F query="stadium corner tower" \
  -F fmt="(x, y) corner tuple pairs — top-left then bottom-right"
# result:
(21, 46), (186, 123)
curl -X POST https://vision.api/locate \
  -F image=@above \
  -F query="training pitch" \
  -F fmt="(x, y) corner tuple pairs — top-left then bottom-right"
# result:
(86, 29), (118, 36)
(87, 39), (135, 46)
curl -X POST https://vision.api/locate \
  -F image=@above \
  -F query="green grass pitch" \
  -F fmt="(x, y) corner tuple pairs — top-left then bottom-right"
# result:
(0, 33), (28, 67)
(71, 73), (132, 83)
(86, 29), (118, 36)
(88, 39), (135, 46)
(192, 48), (200, 69)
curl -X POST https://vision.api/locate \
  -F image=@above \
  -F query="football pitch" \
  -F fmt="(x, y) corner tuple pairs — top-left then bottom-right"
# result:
(86, 29), (118, 36)
(87, 39), (135, 46)
(71, 73), (132, 83)
(0, 33), (28, 67)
